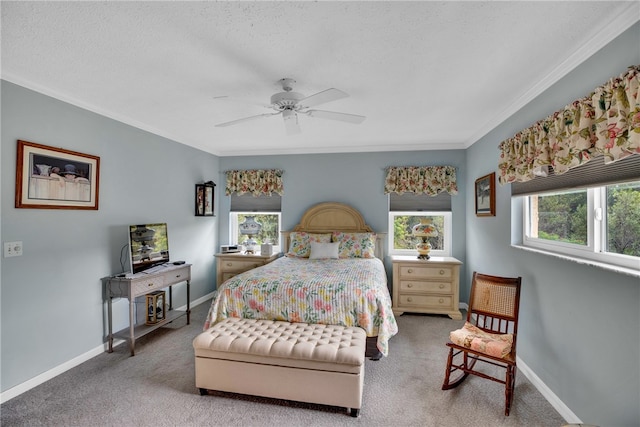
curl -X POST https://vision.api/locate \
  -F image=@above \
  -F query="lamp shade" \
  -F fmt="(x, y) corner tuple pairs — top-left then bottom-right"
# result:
(239, 215), (262, 236)
(412, 218), (438, 237)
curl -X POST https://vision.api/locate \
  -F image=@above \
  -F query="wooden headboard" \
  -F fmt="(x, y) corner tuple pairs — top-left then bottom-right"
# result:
(282, 202), (386, 259)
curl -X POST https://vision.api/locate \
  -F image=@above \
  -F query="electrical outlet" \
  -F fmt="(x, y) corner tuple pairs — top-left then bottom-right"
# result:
(4, 241), (23, 257)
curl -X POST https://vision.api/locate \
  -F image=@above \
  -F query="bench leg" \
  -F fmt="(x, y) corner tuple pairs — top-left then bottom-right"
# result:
(199, 388), (208, 396)
(349, 408), (360, 417)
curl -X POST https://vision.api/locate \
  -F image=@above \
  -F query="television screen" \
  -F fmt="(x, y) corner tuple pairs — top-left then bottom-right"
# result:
(128, 223), (170, 274)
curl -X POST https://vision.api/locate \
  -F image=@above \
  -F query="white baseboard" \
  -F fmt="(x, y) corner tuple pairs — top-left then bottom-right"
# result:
(3, 294), (577, 421)
(0, 292), (215, 404)
(516, 356), (581, 424)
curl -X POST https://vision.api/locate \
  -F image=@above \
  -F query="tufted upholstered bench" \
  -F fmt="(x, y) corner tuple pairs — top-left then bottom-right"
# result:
(193, 317), (367, 417)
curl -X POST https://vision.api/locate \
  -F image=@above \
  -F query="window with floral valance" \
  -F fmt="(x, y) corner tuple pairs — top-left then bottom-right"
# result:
(498, 65), (640, 185)
(384, 166), (458, 195)
(225, 169), (284, 196)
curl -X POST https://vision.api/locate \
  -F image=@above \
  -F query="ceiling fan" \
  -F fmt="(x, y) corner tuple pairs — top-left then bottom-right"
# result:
(215, 78), (366, 135)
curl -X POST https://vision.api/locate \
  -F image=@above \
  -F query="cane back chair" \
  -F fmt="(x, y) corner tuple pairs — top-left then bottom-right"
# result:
(442, 271), (522, 416)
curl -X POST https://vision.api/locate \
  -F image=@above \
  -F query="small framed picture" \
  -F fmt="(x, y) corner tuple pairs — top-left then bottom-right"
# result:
(195, 181), (215, 216)
(15, 140), (100, 210)
(475, 172), (495, 217)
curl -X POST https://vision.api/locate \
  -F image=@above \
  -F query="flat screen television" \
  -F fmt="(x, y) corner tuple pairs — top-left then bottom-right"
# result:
(128, 223), (170, 274)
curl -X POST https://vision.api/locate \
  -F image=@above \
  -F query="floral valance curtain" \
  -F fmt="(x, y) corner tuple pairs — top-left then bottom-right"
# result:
(498, 65), (640, 185)
(384, 166), (458, 195)
(225, 169), (284, 196)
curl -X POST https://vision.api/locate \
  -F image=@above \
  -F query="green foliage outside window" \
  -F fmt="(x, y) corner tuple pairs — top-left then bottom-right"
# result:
(393, 215), (444, 250)
(606, 183), (640, 256)
(237, 214), (280, 246)
(535, 182), (640, 257)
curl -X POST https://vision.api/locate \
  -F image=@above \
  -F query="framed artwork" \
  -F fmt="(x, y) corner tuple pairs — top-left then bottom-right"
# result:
(475, 172), (495, 217)
(195, 181), (215, 216)
(15, 140), (100, 210)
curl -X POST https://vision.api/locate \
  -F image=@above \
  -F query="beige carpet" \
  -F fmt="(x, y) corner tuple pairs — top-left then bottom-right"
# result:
(1, 301), (566, 426)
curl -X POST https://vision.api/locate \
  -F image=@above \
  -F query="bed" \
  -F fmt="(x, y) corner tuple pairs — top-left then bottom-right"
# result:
(204, 202), (398, 358)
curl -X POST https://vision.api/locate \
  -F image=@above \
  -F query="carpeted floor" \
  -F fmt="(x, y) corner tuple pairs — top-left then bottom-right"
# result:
(1, 301), (566, 426)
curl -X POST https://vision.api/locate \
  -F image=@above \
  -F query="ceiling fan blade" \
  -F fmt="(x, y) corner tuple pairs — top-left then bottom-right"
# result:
(282, 110), (301, 135)
(305, 109), (366, 124)
(215, 112), (280, 128)
(298, 88), (348, 109)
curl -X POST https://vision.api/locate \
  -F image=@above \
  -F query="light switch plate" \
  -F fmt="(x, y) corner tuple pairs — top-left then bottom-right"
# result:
(4, 241), (23, 257)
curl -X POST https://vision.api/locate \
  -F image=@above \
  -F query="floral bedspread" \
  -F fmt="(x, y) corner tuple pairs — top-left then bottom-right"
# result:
(204, 256), (398, 356)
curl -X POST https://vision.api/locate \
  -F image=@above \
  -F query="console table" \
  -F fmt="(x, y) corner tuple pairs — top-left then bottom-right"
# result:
(106, 263), (191, 356)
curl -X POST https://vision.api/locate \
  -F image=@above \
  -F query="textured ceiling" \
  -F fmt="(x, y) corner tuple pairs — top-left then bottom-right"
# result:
(1, 2), (638, 156)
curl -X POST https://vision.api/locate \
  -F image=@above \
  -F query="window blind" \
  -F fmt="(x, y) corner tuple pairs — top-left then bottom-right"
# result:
(511, 154), (640, 196)
(389, 192), (451, 211)
(230, 193), (281, 212)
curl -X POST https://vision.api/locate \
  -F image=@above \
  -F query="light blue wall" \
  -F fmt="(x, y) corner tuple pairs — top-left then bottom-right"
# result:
(1, 81), (220, 392)
(464, 23), (640, 427)
(218, 150), (467, 282)
(1, 21), (638, 426)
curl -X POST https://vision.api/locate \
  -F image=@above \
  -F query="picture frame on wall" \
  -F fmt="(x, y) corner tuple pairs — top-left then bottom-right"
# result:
(195, 181), (215, 216)
(15, 140), (100, 210)
(475, 172), (495, 217)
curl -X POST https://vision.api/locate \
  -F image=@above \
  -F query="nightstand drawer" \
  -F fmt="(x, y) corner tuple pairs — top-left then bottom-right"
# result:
(399, 265), (452, 280)
(399, 294), (453, 309)
(220, 259), (262, 273)
(131, 276), (165, 296)
(399, 280), (452, 293)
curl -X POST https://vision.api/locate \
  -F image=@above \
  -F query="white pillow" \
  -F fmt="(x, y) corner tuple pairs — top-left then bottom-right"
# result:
(309, 241), (340, 259)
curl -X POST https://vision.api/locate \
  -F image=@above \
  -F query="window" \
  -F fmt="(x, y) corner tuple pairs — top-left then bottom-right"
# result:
(389, 212), (452, 256)
(522, 181), (640, 270)
(388, 191), (453, 256)
(229, 192), (282, 253)
(230, 212), (282, 252)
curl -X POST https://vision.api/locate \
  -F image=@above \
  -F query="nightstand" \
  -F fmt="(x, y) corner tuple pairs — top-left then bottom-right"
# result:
(391, 255), (462, 319)
(214, 252), (280, 285)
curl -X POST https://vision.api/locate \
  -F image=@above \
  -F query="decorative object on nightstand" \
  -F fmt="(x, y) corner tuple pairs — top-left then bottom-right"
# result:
(412, 218), (438, 259)
(145, 290), (166, 325)
(260, 242), (273, 256)
(195, 181), (215, 217)
(239, 215), (262, 254)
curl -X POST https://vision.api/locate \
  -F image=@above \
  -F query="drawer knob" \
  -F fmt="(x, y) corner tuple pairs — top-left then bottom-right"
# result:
(439, 284), (445, 289)
(439, 269), (445, 275)
(175, 274), (181, 278)
(407, 269), (413, 273)
(147, 283), (153, 287)
(226, 262), (232, 266)
(439, 298), (444, 303)
(407, 283), (413, 288)
(407, 297), (413, 302)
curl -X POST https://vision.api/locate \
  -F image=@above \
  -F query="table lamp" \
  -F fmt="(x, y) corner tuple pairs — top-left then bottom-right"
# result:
(412, 218), (438, 260)
(239, 216), (262, 254)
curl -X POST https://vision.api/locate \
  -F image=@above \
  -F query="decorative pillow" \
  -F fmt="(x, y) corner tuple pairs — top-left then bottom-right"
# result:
(309, 241), (340, 259)
(331, 232), (377, 258)
(286, 232), (332, 258)
(449, 322), (513, 359)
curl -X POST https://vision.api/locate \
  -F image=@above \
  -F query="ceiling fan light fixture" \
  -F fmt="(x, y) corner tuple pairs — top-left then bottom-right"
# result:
(282, 109), (301, 135)
(282, 109), (296, 120)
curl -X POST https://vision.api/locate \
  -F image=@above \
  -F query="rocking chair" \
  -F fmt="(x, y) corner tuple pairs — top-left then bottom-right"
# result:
(442, 271), (522, 416)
